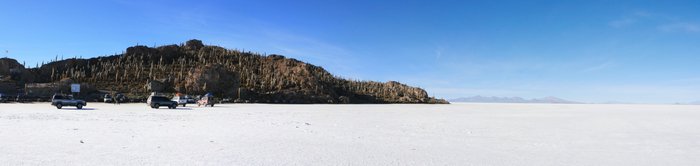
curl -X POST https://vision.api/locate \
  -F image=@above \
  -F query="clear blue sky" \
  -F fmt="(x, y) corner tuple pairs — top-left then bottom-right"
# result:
(1, 0), (699, 103)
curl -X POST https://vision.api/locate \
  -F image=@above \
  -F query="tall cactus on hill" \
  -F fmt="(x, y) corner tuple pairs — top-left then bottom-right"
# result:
(14, 40), (447, 104)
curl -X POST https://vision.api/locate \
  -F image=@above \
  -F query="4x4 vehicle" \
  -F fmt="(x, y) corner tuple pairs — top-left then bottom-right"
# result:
(147, 95), (178, 109)
(51, 94), (87, 109)
(197, 94), (215, 107)
(114, 93), (127, 103)
(184, 95), (196, 104)
(104, 94), (113, 103)
(171, 94), (188, 107)
(0, 93), (7, 103)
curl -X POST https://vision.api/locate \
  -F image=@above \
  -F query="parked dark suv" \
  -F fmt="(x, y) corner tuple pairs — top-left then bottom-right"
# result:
(147, 96), (178, 109)
(0, 93), (7, 103)
(51, 94), (87, 109)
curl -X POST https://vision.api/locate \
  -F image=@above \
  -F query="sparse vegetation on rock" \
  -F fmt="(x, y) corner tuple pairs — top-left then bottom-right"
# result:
(0, 40), (448, 104)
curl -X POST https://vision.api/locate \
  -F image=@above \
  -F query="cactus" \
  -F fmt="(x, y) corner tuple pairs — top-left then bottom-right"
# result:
(3, 40), (447, 104)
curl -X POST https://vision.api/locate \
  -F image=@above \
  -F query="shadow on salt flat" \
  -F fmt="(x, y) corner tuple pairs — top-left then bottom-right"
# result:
(59, 108), (96, 111)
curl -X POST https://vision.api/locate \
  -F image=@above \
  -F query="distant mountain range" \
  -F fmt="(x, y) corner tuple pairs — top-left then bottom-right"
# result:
(671, 101), (700, 105)
(449, 96), (581, 104)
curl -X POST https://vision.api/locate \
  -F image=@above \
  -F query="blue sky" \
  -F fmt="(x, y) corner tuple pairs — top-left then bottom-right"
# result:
(1, 0), (699, 103)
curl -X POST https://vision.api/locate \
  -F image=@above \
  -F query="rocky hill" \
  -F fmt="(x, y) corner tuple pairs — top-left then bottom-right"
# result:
(0, 39), (448, 104)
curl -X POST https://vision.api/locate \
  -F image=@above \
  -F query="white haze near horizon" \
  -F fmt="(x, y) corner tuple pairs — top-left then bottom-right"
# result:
(427, 84), (700, 105)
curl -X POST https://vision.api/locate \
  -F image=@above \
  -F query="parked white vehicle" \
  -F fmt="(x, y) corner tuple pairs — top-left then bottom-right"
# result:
(171, 95), (188, 107)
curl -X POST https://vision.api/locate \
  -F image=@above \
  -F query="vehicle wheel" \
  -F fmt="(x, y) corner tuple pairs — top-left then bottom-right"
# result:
(182, 104), (186, 107)
(56, 103), (62, 109)
(76, 104), (83, 109)
(171, 104), (177, 109)
(210, 103), (215, 107)
(154, 103), (160, 109)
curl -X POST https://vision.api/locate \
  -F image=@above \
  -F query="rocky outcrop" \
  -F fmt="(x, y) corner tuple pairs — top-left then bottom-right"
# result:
(184, 64), (239, 97)
(1, 39), (448, 104)
(0, 58), (33, 83)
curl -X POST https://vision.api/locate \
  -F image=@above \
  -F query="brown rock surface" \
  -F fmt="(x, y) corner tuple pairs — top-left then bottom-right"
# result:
(1, 40), (448, 104)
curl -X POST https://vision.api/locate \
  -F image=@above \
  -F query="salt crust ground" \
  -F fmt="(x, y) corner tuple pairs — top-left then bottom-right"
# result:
(1, 103), (699, 165)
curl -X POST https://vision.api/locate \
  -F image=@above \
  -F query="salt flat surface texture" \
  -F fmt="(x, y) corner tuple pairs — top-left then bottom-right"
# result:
(1, 103), (699, 166)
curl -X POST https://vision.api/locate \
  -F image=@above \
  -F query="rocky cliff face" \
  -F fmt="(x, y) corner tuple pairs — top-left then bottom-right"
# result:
(0, 58), (33, 82)
(0, 58), (34, 94)
(4, 39), (448, 104)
